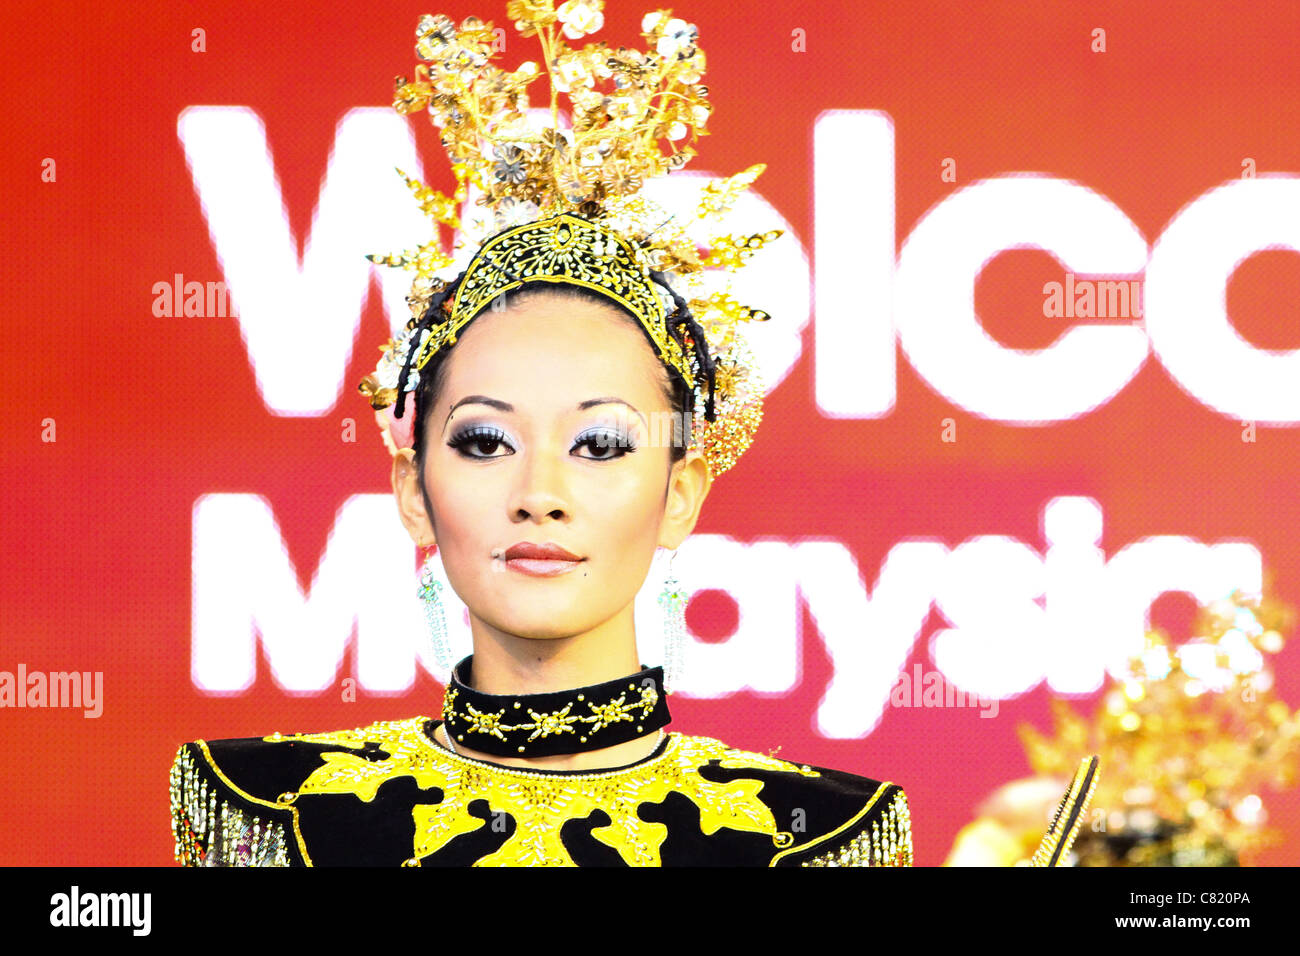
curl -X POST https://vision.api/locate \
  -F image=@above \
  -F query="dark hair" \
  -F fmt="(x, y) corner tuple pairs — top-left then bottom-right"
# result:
(404, 279), (698, 480)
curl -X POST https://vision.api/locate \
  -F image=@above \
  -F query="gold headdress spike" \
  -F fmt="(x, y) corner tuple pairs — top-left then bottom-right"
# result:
(357, 3), (781, 480)
(1020, 584), (1300, 865)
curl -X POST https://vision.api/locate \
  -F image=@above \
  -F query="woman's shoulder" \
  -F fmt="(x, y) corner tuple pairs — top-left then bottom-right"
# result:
(172, 716), (428, 800)
(169, 716), (432, 866)
(671, 730), (913, 866)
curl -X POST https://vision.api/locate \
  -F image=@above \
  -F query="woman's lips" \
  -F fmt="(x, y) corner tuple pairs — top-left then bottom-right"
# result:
(505, 557), (584, 577)
(500, 542), (584, 576)
(505, 542), (582, 561)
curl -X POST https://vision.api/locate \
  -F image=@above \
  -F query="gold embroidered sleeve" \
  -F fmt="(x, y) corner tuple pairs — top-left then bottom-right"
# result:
(801, 787), (913, 867)
(169, 744), (292, 867)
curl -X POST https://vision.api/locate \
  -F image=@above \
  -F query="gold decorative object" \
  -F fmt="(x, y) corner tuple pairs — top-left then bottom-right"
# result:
(1029, 755), (1100, 866)
(442, 677), (657, 743)
(358, 3), (781, 481)
(1019, 586), (1300, 865)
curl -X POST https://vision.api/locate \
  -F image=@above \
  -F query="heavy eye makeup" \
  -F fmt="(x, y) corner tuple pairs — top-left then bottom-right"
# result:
(446, 422), (640, 460)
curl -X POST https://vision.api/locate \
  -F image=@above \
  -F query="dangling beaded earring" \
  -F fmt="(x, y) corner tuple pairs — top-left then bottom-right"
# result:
(417, 542), (452, 672)
(658, 548), (687, 694)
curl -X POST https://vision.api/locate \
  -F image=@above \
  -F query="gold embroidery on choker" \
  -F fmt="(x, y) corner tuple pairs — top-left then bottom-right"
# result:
(450, 686), (656, 740)
(440, 656), (667, 755)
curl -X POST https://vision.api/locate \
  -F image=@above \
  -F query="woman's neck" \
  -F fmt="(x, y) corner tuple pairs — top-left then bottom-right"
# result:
(468, 630), (643, 696)
(434, 610), (665, 771)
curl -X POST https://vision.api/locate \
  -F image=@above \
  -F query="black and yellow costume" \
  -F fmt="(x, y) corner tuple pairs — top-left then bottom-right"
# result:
(169, 716), (911, 867)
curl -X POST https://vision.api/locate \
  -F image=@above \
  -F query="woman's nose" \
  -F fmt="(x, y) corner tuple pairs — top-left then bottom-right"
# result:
(510, 450), (570, 521)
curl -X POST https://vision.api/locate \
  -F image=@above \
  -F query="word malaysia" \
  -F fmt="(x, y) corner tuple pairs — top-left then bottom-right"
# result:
(188, 494), (1259, 740)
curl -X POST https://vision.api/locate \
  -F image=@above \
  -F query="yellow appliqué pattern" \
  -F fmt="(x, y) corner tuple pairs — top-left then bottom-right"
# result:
(269, 717), (821, 867)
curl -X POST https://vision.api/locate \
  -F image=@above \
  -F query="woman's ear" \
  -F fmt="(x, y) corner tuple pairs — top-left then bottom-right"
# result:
(392, 448), (436, 547)
(658, 451), (711, 550)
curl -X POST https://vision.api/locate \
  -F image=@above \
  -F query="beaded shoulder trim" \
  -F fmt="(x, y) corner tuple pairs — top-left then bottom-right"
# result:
(790, 785), (913, 867)
(170, 743), (294, 866)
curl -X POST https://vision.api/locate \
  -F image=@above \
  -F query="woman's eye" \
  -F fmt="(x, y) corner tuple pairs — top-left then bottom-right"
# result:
(447, 426), (513, 459)
(448, 427), (636, 460)
(575, 429), (636, 460)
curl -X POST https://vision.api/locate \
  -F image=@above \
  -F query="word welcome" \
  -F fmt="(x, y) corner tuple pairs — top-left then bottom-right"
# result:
(176, 106), (1300, 424)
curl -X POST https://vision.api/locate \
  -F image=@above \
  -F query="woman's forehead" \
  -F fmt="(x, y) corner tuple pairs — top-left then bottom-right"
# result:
(462, 290), (646, 342)
(439, 295), (669, 402)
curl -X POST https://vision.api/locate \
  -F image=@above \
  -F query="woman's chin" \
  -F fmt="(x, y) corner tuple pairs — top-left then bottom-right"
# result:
(485, 600), (603, 640)
(491, 621), (587, 642)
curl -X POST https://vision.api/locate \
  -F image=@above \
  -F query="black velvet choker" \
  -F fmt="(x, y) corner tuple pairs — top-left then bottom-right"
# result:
(437, 655), (671, 757)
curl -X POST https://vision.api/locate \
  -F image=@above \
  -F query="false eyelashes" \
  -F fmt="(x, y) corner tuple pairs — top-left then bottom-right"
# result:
(446, 425), (638, 460)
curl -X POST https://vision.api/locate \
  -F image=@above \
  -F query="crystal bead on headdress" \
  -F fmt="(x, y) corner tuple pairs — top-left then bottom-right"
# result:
(356, 2), (781, 480)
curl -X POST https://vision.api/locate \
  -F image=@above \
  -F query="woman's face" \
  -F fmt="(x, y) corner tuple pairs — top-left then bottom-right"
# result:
(393, 290), (711, 643)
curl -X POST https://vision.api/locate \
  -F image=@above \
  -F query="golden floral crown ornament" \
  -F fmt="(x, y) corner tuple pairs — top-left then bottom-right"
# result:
(356, 2), (782, 480)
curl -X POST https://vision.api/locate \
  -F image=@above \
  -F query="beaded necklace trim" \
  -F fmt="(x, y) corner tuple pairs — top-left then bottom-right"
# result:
(420, 720), (674, 779)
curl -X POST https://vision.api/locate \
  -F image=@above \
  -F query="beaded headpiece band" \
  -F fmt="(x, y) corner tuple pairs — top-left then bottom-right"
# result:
(357, 2), (781, 480)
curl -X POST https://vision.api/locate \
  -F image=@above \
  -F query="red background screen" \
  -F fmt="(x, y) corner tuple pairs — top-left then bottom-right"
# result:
(3, 0), (1299, 865)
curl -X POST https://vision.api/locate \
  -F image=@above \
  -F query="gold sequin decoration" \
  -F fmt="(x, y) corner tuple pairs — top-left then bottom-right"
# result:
(267, 717), (821, 866)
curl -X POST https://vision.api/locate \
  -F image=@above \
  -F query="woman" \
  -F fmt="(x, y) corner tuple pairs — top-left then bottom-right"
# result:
(169, 2), (912, 867)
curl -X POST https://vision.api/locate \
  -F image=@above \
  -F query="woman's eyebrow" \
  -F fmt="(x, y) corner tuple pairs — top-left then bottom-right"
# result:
(443, 395), (647, 432)
(443, 395), (511, 433)
(578, 397), (647, 427)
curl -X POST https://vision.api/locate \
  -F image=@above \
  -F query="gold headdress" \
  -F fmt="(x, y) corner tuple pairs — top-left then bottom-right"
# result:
(358, 3), (781, 480)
